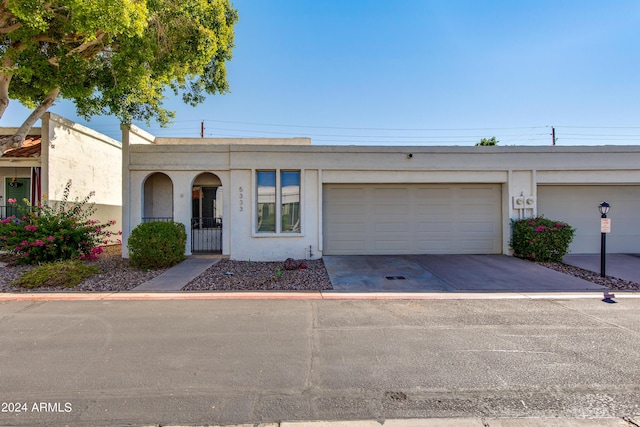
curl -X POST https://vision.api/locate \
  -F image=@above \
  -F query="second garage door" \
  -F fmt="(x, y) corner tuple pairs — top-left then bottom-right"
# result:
(538, 185), (640, 254)
(323, 184), (502, 255)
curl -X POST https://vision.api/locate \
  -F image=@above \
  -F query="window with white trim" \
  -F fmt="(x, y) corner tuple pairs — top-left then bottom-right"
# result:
(256, 170), (300, 234)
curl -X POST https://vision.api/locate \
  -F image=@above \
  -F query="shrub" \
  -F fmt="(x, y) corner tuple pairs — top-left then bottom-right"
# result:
(12, 260), (101, 289)
(127, 221), (186, 269)
(0, 181), (116, 265)
(510, 217), (575, 262)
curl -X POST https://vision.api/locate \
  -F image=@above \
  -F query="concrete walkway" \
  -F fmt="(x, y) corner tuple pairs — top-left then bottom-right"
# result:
(564, 253), (640, 283)
(131, 255), (222, 292)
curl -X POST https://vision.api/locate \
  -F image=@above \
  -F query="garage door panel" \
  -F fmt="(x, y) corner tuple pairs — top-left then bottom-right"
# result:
(375, 240), (410, 251)
(324, 184), (502, 255)
(538, 185), (640, 254)
(416, 221), (453, 232)
(374, 222), (409, 232)
(463, 239), (497, 252)
(417, 239), (453, 251)
(416, 205), (451, 215)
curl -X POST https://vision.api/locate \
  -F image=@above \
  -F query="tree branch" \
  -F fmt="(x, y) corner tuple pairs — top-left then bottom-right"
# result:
(66, 30), (105, 57)
(1, 87), (60, 151)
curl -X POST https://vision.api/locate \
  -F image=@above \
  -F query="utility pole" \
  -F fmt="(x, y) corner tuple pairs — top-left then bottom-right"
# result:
(551, 126), (556, 145)
(201, 121), (205, 138)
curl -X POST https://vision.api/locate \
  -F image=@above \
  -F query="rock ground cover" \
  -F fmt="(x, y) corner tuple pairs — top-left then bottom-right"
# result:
(0, 245), (638, 292)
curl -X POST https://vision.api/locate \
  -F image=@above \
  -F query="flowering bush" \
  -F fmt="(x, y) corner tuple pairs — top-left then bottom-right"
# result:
(0, 181), (116, 265)
(510, 216), (575, 262)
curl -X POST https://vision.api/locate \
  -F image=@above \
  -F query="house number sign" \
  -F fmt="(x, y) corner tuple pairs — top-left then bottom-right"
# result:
(238, 186), (244, 212)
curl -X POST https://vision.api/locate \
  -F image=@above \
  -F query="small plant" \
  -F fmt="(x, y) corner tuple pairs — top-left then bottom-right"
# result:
(510, 217), (575, 262)
(12, 260), (101, 289)
(127, 221), (187, 269)
(0, 181), (116, 265)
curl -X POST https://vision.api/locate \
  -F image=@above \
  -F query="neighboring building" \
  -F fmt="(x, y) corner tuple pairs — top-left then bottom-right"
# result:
(1, 113), (122, 230)
(122, 124), (640, 261)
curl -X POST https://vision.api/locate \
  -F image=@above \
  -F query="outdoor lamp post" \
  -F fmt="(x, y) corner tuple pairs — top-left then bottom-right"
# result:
(599, 202), (611, 278)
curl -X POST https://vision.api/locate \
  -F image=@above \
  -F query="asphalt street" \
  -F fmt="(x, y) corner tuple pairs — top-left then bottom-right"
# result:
(0, 298), (639, 426)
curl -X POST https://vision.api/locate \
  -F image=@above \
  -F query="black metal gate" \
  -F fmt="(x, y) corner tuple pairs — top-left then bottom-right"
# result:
(191, 217), (222, 253)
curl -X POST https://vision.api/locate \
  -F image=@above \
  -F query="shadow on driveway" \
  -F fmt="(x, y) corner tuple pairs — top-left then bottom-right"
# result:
(323, 254), (606, 293)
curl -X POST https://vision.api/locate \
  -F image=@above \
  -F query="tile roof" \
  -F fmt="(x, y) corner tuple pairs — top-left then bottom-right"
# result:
(1, 135), (42, 158)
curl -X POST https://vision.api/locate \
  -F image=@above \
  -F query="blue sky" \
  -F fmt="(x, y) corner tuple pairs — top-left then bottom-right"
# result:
(3, 0), (640, 145)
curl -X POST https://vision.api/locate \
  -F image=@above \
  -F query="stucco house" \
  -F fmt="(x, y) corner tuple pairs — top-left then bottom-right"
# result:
(0, 113), (122, 228)
(122, 124), (640, 261)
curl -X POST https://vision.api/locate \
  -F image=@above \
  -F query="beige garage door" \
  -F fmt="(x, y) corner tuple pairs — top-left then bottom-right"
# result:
(323, 184), (502, 255)
(538, 185), (640, 254)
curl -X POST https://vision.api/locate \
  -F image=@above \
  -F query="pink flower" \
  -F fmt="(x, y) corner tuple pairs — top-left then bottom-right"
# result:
(534, 226), (546, 232)
(46, 235), (55, 242)
(7, 198), (16, 204)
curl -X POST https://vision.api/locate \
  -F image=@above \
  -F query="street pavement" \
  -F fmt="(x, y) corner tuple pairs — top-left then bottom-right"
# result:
(1, 298), (639, 426)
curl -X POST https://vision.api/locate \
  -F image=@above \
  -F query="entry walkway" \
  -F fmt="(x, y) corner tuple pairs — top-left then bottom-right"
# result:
(131, 255), (222, 292)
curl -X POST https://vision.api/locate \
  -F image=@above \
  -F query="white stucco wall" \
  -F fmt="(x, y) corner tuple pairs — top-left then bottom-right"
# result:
(39, 114), (122, 237)
(122, 126), (640, 260)
(43, 113), (121, 206)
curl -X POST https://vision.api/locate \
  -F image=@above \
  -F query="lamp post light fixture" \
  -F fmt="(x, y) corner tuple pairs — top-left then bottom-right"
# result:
(599, 202), (611, 278)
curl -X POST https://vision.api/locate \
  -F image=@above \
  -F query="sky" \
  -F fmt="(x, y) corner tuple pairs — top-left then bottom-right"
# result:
(2, 0), (640, 146)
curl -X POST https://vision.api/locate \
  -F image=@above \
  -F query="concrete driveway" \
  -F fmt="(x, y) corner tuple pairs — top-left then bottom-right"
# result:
(323, 254), (606, 293)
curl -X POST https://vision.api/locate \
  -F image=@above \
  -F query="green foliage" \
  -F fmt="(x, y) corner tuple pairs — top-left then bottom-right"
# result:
(476, 136), (499, 146)
(510, 217), (575, 262)
(12, 260), (100, 288)
(1, 0), (238, 130)
(127, 221), (186, 269)
(0, 181), (115, 264)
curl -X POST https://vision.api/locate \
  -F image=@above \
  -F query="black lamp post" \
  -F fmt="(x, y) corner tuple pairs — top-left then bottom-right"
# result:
(598, 202), (610, 278)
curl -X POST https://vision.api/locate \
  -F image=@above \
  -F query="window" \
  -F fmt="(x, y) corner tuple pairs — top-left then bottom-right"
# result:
(256, 170), (301, 234)
(257, 171), (276, 232)
(281, 171), (300, 233)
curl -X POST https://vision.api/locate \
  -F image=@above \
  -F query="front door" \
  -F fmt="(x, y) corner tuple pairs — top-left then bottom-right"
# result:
(191, 186), (222, 253)
(4, 177), (30, 218)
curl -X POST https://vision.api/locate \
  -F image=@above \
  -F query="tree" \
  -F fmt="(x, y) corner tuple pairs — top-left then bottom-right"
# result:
(476, 136), (498, 146)
(0, 0), (238, 152)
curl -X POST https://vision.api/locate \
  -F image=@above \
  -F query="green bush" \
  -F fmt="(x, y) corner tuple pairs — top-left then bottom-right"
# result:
(510, 217), (575, 262)
(12, 260), (101, 289)
(127, 221), (186, 269)
(0, 181), (116, 265)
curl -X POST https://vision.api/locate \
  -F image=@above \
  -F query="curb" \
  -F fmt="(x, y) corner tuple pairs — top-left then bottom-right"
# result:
(0, 290), (639, 301)
(142, 417), (636, 426)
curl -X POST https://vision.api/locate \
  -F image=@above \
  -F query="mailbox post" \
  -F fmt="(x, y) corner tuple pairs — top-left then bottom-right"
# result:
(599, 202), (611, 278)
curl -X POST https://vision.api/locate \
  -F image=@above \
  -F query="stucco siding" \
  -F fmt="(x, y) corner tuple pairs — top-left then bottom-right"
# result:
(122, 126), (640, 260)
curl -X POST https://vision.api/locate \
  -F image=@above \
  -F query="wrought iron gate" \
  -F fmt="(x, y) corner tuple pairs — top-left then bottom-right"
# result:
(191, 217), (222, 253)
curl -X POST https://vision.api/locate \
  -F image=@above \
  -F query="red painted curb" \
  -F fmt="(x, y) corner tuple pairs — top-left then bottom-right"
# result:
(0, 291), (638, 301)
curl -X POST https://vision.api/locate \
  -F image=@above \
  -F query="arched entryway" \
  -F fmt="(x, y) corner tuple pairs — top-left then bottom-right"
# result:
(192, 172), (222, 253)
(143, 172), (173, 222)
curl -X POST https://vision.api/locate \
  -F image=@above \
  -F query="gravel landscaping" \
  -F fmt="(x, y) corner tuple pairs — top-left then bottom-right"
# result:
(537, 261), (640, 291)
(183, 258), (332, 291)
(0, 245), (638, 292)
(0, 246), (167, 293)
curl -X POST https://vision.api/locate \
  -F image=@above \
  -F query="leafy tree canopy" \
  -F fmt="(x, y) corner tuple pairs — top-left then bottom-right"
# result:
(0, 0), (238, 150)
(476, 136), (498, 146)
